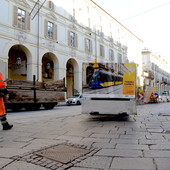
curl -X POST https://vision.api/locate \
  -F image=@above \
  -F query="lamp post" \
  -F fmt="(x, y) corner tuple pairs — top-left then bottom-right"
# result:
(29, 0), (47, 81)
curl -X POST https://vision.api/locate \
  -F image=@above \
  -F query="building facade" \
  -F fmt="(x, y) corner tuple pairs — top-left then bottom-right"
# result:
(0, 0), (143, 97)
(142, 48), (170, 95)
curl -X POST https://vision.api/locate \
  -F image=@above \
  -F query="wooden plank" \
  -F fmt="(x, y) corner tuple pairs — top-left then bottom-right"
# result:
(36, 91), (65, 102)
(6, 79), (43, 88)
(7, 89), (34, 103)
(6, 89), (65, 103)
(6, 79), (65, 91)
(43, 79), (65, 90)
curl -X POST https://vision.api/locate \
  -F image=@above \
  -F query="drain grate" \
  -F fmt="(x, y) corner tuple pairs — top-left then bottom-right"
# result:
(35, 144), (90, 164)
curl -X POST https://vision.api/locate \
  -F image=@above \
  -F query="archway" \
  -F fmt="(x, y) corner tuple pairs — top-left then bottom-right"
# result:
(66, 59), (79, 98)
(8, 45), (27, 80)
(42, 52), (54, 81)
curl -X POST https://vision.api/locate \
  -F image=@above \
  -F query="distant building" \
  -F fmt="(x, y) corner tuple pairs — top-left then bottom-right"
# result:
(142, 48), (170, 94)
(0, 0), (143, 97)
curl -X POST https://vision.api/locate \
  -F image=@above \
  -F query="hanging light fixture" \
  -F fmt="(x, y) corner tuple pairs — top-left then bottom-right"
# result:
(68, 67), (73, 74)
(46, 62), (51, 70)
(16, 45), (22, 66)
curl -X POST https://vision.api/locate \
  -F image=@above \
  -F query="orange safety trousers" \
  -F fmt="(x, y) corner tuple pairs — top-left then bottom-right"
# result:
(0, 98), (6, 117)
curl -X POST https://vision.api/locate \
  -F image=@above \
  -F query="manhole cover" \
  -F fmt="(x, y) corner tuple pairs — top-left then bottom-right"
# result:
(35, 144), (90, 164)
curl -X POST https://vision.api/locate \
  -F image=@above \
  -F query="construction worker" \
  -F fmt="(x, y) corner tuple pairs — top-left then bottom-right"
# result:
(150, 92), (157, 103)
(0, 72), (13, 130)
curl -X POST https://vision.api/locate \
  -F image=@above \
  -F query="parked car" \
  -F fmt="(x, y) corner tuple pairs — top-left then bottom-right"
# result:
(66, 95), (84, 105)
(158, 91), (170, 102)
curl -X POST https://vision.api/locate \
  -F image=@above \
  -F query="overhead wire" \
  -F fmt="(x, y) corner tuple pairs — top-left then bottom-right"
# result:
(122, 1), (170, 22)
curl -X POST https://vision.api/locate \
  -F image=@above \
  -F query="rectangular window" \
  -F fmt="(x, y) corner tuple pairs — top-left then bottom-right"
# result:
(109, 49), (114, 61)
(48, 21), (54, 39)
(85, 38), (92, 52)
(69, 31), (77, 47)
(100, 45), (105, 57)
(17, 8), (26, 29)
(13, 6), (30, 31)
(118, 53), (122, 63)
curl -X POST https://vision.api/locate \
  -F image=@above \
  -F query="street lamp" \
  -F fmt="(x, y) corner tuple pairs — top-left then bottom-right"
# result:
(16, 45), (22, 66)
(46, 63), (51, 70)
(16, 56), (21, 66)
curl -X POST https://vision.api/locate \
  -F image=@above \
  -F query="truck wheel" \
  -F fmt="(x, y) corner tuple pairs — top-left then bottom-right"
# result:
(43, 103), (56, 110)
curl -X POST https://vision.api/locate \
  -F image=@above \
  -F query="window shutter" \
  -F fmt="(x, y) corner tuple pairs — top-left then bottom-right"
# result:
(68, 31), (71, 46)
(26, 11), (30, 31)
(75, 33), (78, 48)
(13, 6), (18, 27)
(90, 40), (92, 52)
(84, 38), (87, 51)
(44, 20), (48, 37)
(54, 24), (57, 40)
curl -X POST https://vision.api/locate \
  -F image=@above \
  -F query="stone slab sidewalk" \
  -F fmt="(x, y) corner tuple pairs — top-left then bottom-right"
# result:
(0, 102), (170, 169)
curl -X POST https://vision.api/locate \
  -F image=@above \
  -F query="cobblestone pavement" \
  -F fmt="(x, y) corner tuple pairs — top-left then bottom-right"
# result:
(1, 102), (170, 170)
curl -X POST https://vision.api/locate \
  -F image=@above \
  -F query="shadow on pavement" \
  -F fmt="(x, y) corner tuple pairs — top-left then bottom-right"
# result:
(87, 113), (130, 122)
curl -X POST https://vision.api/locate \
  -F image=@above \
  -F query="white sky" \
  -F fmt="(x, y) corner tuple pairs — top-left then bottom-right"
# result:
(94, 0), (170, 63)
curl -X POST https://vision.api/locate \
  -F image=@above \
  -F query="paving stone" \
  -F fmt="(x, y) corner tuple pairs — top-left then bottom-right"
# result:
(125, 131), (151, 135)
(0, 158), (13, 169)
(116, 143), (149, 150)
(64, 131), (93, 137)
(139, 139), (168, 145)
(146, 134), (164, 140)
(70, 167), (97, 170)
(85, 128), (110, 134)
(144, 123), (162, 129)
(95, 149), (142, 157)
(0, 140), (29, 148)
(56, 135), (83, 142)
(149, 142), (170, 150)
(0, 148), (29, 157)
(144, 150), (170, 158)
(155, 158), (170, 170)
(80, 137), (110, 143)
(13, 137), (35, 142)
(2, 161), (48, 170)
(92, 142), (116, 149)
(110, 138), (139, 144)
(90, 133), (119, 139)
(110, 158), (155, 170)
(132, 128), (148, 132)
(75, 156), (112, 169)
(147, 128), (163, 133)
(163, 134), (170, 140)
(120, 134), (146, 139)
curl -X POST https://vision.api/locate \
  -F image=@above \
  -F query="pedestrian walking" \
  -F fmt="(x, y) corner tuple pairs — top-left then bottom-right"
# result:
(0, 72), (13, 130)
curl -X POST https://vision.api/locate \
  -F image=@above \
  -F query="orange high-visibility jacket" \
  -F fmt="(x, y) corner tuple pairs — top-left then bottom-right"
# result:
(0, 73), (6, 116)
